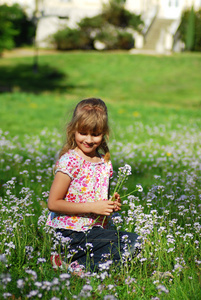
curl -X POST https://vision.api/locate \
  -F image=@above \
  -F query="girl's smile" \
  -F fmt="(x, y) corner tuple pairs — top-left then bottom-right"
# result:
(75, 131), (103, 158)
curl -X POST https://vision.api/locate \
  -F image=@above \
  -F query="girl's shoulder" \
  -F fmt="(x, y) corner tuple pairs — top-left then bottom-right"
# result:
(55, 150), (82, 178)
(58, 149), (82, 164)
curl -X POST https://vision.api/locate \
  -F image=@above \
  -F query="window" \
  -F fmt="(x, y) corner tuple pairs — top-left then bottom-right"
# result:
(60, 0), (72, 3)
(168, 0), (179, 7)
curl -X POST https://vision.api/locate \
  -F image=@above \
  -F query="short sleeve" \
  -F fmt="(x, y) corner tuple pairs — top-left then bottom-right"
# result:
(55, 153), (80, 179)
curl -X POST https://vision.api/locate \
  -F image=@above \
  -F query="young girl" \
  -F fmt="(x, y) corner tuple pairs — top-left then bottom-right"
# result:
(46, 98), (140, 275)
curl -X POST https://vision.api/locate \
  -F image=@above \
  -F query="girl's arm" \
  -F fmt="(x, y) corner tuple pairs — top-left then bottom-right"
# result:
(48, 172), (118, 216)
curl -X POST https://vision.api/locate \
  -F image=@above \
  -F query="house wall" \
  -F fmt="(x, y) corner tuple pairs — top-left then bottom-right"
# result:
(1, 0), (200, 19)
(126, 0), (158, 14)
(157, 0), (201, 19)
(1, 0), (201, 47)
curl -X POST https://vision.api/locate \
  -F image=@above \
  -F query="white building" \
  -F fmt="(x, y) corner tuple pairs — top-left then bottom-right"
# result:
(1, 0), (201, 51)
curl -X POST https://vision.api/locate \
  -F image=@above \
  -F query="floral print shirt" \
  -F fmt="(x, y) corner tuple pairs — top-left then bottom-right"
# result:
(46, 149), (113, 231)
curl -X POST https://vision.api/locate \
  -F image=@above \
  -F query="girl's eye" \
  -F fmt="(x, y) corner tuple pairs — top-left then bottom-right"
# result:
(79, 132), (101, 137)
(92, 133), (101, 137)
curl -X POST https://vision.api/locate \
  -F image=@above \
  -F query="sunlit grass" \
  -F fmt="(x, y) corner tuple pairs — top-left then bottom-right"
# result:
(0, 51), (201, 138)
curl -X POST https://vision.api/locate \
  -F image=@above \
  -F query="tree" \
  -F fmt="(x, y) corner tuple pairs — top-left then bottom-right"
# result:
(0, 5), (18, 55)
(186, 6), (195, 51)
(0, 4), (35, 55)
(194, 10), (201, 51)
(179, 7), (201, 51)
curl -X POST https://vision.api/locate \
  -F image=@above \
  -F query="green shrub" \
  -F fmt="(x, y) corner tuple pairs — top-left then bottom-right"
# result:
(179, 8), (201, 51)
(116, 31), (134, 49)
(186, 6), (195, 51)
(102, 0), (143, 30)
(52, 27), (93, 50)
(51, 0), (142, 51)
(95, 27), (118, 50)
(78, 15), (105, 33)
(194, 10), (201, 51)
(95, 28), (134, 50)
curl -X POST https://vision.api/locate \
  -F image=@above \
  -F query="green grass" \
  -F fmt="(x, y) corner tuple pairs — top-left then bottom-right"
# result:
(0, 51), (201, 299)
(0, 51), (201, 138)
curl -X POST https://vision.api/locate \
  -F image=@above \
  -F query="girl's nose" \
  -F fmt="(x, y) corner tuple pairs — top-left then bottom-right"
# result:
(86, 135), (93, 143)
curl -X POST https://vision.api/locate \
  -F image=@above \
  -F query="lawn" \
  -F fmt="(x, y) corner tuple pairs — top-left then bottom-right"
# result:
(0, 51), (201, 137)
(0, 51), (201, 299)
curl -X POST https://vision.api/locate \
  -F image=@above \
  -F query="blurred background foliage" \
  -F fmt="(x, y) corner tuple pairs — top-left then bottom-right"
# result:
(0, 0), (201, 53)
(0, 4), (36, 55)
(179, 6), (201, 51)
(51, 0), (144, 51)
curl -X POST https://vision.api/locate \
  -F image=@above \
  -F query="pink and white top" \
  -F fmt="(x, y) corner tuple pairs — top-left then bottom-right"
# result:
(46, 149), (113, 231)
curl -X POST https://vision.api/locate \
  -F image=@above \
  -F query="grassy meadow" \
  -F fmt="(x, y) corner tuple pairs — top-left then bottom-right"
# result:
(0, 51), (201, 299)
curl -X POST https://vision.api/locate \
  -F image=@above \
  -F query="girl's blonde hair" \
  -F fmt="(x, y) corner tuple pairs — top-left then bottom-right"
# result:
(59, 98), (110, 161)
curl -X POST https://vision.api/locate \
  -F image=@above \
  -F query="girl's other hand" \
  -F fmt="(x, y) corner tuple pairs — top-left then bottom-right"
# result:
(111, 192), (121, 203)
(113, 200), (121, 212)
(91, 200), (118, 216)
(111, 192), (121, 211)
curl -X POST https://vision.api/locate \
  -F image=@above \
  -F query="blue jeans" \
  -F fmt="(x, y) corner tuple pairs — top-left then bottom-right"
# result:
(56, 226), (140, 271)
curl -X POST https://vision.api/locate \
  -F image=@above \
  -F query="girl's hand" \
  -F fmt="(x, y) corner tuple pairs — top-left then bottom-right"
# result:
(91, 200), (118, 216)
(111, 192), (121, 202)
(111, 192), (121, 212)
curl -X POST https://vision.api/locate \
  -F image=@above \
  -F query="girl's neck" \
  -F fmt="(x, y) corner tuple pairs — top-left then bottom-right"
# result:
(74, 147), (101, 163)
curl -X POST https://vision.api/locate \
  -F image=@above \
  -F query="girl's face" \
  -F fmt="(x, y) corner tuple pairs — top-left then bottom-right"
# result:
(75, 131), (103, 157)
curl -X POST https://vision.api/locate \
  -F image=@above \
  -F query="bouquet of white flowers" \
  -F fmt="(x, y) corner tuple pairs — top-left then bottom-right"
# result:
(111, 164), (143, 199)
(102, 164), (143, 226)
